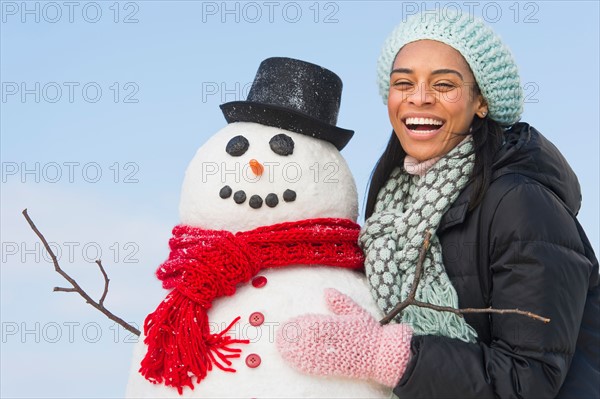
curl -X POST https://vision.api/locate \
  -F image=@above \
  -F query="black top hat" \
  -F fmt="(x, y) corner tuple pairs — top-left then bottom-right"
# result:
(220, 57), (354, 151)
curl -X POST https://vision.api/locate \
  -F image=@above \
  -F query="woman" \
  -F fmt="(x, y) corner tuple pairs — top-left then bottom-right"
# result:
(276, 10), (599, 398)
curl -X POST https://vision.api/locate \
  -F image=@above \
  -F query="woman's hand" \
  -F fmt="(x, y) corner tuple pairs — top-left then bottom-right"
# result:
(275, 288), (413, 387)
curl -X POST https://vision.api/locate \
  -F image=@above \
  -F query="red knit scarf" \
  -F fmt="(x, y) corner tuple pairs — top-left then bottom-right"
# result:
(139, 218), (364, 394)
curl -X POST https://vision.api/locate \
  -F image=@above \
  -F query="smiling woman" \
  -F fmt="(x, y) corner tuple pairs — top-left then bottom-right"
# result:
(275, 9), (600, 399)
(387, 40), (487, 162)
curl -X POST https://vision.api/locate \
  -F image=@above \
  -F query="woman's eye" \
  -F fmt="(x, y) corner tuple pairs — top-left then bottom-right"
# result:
(269, 134), (294, 156)
(433, 82), (456, 91)
(393, 81), (413, 90)
(226, 135), (249, 156)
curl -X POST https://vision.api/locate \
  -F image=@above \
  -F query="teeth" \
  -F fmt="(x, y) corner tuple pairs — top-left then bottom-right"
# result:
(405, 117), (444, 126)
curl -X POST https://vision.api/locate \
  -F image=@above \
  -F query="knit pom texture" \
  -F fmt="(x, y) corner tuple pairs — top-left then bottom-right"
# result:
(359, 138), (479, 343)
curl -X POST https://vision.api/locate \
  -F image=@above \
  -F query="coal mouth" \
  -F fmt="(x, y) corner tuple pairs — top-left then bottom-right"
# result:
(219, 186), (297, 209)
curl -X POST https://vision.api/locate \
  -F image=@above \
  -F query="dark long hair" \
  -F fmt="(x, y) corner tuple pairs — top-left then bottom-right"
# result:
(364, 116), (504, 219)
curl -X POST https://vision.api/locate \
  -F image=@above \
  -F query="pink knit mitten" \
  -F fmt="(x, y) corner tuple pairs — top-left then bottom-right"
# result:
(276, 288), (413, 387)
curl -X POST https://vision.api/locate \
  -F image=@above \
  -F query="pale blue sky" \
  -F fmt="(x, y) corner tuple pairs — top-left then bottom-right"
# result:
(1, 1), (598, 397)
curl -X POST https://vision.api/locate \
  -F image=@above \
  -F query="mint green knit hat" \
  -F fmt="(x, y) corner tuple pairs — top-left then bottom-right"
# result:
(377, 10), (523, 126)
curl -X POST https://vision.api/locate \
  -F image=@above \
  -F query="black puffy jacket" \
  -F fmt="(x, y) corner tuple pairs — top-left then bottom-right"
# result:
(393, 123), (600, 399)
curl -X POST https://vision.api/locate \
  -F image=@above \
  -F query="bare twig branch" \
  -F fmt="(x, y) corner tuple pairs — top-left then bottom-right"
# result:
(22, 209), (141, 336)
(380, 230), (432, 325)
(457, 306), (550, 323)
(407, 300), (550, 323)
(53, 287), (77, 293)
(96, 260), (110, 307)
(380, 230), (550, 325)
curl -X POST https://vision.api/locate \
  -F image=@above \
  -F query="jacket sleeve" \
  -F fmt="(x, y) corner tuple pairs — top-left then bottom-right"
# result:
(392, 179), (593, 398)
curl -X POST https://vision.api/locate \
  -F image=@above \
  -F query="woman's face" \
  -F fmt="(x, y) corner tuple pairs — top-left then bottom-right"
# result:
(388, 40), (488, 161)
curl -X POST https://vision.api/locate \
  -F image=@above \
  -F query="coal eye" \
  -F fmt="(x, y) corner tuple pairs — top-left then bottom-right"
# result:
(226, 135), (249, 157)
(269, 134), (294, 156)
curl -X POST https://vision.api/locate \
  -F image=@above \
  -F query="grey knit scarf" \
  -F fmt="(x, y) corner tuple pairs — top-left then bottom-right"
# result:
(359, 137), (478, 343)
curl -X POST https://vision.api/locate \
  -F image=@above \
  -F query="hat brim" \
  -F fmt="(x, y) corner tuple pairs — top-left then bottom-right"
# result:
(220, 101), (354, 151)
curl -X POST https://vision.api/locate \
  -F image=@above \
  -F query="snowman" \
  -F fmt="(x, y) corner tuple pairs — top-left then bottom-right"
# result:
(126, 58), (390, 398)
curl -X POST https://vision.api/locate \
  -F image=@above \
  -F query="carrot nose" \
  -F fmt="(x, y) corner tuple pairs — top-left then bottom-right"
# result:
(249, 159), (264, 176)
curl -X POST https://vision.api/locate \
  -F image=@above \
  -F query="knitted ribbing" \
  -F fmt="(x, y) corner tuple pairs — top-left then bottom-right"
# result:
(377, 9), (523, 126)
(141, 218), (364, 394)
(359, 138), (478, 343)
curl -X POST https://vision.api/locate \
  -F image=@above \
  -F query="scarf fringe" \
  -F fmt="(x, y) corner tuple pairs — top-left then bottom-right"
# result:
(139, 290), (249, 394)
(401, 280), (478, 343)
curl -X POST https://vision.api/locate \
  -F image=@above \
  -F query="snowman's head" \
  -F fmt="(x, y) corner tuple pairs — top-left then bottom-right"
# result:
(179, 122), (358, 232)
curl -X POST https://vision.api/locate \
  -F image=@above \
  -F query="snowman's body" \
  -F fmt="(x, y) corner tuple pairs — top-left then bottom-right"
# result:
(126, 122), (390, 398)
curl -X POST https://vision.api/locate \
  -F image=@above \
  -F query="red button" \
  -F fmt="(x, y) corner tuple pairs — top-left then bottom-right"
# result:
(251, 275), (267, 288)
(245, 353), (261, 368)
(249, 312), (265, 326)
